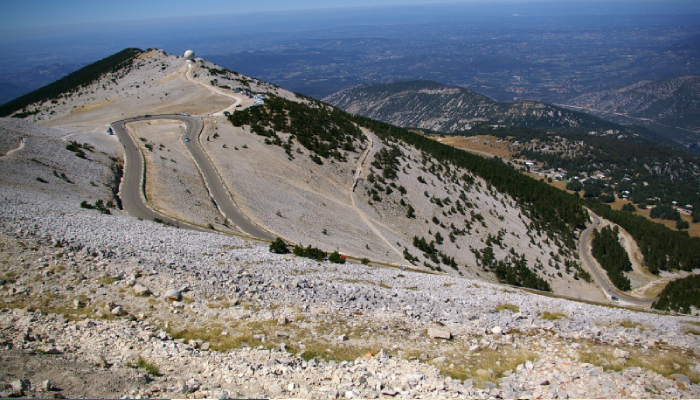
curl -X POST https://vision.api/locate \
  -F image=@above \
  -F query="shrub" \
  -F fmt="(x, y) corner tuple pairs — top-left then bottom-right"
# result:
(293, 245), (326, 261)
(329, 251), (346, 264)
(136, 357), (160, 376)
(406, 204), (416, 218)
(269, 237), (290, 254)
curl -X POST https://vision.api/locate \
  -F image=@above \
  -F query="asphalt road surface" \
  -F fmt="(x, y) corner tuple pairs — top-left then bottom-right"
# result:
(112, 114), (274, 240)
(578, 213), (657, 308)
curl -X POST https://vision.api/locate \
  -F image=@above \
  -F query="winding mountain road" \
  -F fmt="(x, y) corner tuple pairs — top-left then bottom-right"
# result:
(579, 212), (657, 308)
(112, 114), (274, 240)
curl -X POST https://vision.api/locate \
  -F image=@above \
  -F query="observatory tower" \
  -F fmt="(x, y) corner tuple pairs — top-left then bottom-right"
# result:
(184, 50), (195, 64)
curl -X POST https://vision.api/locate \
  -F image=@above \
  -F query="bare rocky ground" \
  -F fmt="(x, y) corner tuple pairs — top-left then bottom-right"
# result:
(125, 119), (237, 233)
(1, 118), (700, 399)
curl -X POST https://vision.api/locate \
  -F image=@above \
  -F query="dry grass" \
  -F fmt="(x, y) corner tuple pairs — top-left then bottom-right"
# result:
(98, 276), (117, 285)
(167, 319), (282, 353)
(436, 347), (537, 386)
(619, 320), (643, 329)
(495, 304), (520, 313)
(681, 325), (700, 336)
(578, 343), (700, 384)
(0, 293), (116, 322)
(206, 300), (231, 309)
(300, 343), (377, 362)
(539, 311), (567, 320)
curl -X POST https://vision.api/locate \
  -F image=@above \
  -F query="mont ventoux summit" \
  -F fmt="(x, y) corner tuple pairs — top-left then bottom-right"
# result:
(0, 47), (699, 399)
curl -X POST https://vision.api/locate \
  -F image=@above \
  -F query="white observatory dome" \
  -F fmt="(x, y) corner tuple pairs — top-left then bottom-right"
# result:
(184, 50), (195, 60)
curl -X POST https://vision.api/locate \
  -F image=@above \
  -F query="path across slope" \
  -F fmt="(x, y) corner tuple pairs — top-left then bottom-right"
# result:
(113, 115), (274, 240)
(579, 212), (656, 308)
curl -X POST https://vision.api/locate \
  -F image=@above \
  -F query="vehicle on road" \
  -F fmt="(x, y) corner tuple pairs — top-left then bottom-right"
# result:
(611, 296), (619, 301)
(185, 138), (190, 142)
(183, 113), (189, 116)
(144, 115), (151, 118)
(223, 111), (230, 116)
(236, 104), (242, 108)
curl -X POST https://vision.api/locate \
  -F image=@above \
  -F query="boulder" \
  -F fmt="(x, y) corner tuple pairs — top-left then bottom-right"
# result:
(133, 283), (151, 296)
(428, 328), (451, 340)
(110, 306), (125, 316)
(163, 289), (182, 301)
(612, 348), (630, 359)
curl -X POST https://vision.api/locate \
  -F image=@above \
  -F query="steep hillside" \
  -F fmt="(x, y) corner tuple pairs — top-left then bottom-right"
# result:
(565, 76), (700, 135)
(8, 47), (700, 306)
(2, 119), (699, 399)
(3, 49), (605, 300)
(323, 81), (625, 133)
(2, 48), (700, 398)
(9, 48), (700, 305)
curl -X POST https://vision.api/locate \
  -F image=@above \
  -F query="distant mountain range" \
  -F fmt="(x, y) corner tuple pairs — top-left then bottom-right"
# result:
(563, 75), (700, 134)
(0, 63), (81, 106)
(323, 81), (626, 134)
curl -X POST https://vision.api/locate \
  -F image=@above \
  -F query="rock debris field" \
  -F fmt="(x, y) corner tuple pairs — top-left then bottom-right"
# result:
(1, 118), (700, 398)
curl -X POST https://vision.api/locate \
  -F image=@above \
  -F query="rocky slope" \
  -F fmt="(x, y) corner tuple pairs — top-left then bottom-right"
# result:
(323, 81), (623, 134)
(564, 76), (700, 133)
(0, 49), (603, 300)
(1, 118), (700, 399)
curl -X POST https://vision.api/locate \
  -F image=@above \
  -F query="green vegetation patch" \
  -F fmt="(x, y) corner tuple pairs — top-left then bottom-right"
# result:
(652, 274), (700, 314)
(229, 95), (365, 162)
(591, 226), (632, 291)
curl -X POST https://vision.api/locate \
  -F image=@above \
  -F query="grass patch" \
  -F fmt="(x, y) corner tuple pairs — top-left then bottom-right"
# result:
(167, 319), (281, 353)
(379, 283), (392, 289)
(578, 343), (700, 383)
(437, 348), (536, 387)
(207, 300), (231, 309)
(136, 356), (160, 376)
(539, 311), (566, 320)
(0, 294), (116, 322)
(681, 325), (700, 336)
(620, 320), (643, 330)
(98, 276), (117, 285)
(495, 304), (520, 313)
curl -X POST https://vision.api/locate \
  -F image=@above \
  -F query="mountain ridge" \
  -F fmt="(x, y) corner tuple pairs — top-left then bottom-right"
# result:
(563, 75), (700, 140)
(324, 80), (635, 134)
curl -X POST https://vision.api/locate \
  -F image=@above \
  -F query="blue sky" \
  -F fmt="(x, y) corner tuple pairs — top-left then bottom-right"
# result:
(0, 0), (492, 29)
(3, 0), (698, 30)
